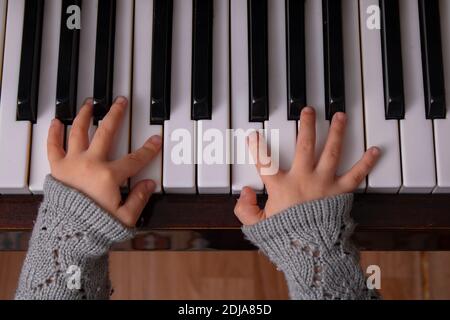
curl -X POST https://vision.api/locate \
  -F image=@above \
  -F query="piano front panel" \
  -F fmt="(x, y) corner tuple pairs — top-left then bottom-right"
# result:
(1, 192), (450, 250)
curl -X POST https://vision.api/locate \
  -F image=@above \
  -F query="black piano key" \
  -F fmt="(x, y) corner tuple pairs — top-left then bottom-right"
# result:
(150, 0), (173, 125)
(191, 0), (213, 120)
(93, 0), (116, 125)
(322, 0), (345, 121)
(248, 0), (269, 122)
(380, 0), (405, 120)
(56, 0), (82, 126)
(17, 0), (45, 123)
(286, 0), (306, 121)
(419, 0), (446, 119)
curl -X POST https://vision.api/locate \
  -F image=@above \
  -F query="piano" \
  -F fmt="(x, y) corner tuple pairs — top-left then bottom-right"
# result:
(1, 0), (450, 251)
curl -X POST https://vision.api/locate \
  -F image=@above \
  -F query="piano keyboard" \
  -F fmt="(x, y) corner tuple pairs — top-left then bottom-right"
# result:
(0, 0), (449, 196)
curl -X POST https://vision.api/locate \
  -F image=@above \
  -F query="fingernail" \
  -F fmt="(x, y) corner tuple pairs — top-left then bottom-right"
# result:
(83, 97), (93, 106)
(51, 118), (60, 126)
(150, 135), (162, 147)
(302, 106), (314, 114)
(114, 96), (128, 105)
(146, 180), (156, 192)
(334, 112), (346, 121)
(371, 147), (380, 156)
(240, 188), (253, 200)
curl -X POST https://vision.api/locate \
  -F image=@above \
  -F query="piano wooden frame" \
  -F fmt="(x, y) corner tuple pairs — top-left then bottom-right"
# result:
(1, 193), (450, 250)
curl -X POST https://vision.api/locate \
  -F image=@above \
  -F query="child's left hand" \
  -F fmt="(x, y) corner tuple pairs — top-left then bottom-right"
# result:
(47, 97), (162, 227)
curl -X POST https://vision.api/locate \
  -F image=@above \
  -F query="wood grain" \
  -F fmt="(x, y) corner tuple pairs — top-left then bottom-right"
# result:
(0, 252), (25, 300)
(426, 252), (450, 299)
(359, 252), (423, 300)
(1, 251), (448, 300)
(109, 252), (289, 300)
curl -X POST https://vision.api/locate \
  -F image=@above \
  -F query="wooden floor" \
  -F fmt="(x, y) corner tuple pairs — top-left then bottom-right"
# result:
(0, 251), (449, 300)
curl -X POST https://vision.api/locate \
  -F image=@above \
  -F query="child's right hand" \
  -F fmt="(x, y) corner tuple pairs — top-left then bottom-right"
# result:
(234, 107), (381, 226)
(47, 97), (162, 228)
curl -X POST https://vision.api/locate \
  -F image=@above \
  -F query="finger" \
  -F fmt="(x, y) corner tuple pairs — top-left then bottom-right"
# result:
(291, 107), (316, 173)
(68, 99), (93, 154)
(111, 135), (162, 181)
(338, 147), (381, 192)
(247, 130), (279, 187)
(234, 187), (264, 226)
(47, 119), (66, 164)
(116, 180), (156, 227)
(89, 96), (127, 159)
(316, 112), (347, 175)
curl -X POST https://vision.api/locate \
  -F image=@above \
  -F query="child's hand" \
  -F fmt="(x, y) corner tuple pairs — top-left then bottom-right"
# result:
(47, 97), (162, 227)
(234, 107), (380, 226)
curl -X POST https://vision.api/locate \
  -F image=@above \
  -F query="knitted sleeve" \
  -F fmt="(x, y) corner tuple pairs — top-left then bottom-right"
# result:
(242, 194), (379, 300)
(15, 175), (135, 300)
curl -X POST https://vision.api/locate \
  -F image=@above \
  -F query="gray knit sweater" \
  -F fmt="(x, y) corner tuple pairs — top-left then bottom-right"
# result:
(15, 175), (378, 300)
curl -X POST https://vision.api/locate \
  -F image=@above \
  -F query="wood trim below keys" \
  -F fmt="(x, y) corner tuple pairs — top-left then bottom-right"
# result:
(1, 194), (450, 250)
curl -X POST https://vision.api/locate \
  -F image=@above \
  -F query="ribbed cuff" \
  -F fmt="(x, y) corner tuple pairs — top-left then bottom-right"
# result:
(43, 175), (135, 247)
(242, 194), (354, 252)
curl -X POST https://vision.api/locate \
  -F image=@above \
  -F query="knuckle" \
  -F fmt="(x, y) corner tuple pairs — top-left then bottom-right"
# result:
(47, 142), (56, 151)
(351, 170), (365, 186)
(300, 139), (314, 153)
(120, 214), (136, 228)
(127, 151), (145, 165)
(359, 160), (372, 174)
(89, 164), (115, 182)
(96, 126), (111, 140)
(100, 168), (115, 182)
(234, 202), (243, 215)
(81, 159), (95, 171)
(327, 147), (340, 161)
(142, 141), (158, 155)
(69, 126), (84, 140)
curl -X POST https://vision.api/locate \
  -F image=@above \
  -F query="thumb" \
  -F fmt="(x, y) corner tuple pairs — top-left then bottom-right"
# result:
(116, 180), (156, 227)
(234, 187), (264, 226)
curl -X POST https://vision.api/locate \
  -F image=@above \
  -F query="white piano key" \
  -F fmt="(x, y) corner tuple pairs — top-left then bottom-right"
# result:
(0, 0), (8, 83)
(0, 0), (32, 194)
(398, 0), (436, 193)
(131, 0), (163, 192)
(110, 0), (133, 162)
(359, 0), (402, 193)
(338, 0), (366, 192)
(67, 0), (98, 147)
(305, 0), (328, 160)
(434, 0), (450, 193)
(264, 0), (296, 173)
(29, 0), (62, 194)
(230, 0), (263, 194)
(77, 0), (97, 141)
(163, 0), (196, 194)
(77, 0), (97, 106)
(197, 0), (230, 194)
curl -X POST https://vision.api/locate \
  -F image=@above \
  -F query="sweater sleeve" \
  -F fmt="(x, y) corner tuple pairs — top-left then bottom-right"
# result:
(242, 194), (379, 300)
(15, 175), (135, 300)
